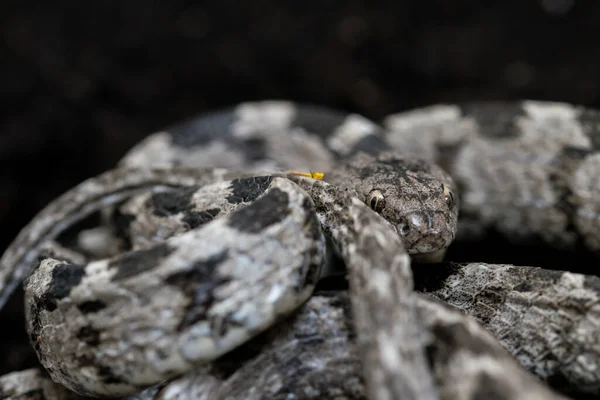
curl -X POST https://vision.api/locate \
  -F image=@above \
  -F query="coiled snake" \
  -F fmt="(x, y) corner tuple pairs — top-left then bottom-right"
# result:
(0, 100), (599, 400)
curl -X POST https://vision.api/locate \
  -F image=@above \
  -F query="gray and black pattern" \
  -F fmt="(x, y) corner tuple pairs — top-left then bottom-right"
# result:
(385, 101), (600, 253)
(128, 292), (569, 400)
(24, 177), (326, 397)
(414, 262), (600, 394)
(1, 100), (599, 399)
(0, 145), (457, 398)
(0, 369), (87, 400)
(120, 101), (388, 172)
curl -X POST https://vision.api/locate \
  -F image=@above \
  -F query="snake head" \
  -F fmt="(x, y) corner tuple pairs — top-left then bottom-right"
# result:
(327, 151), (459, 263)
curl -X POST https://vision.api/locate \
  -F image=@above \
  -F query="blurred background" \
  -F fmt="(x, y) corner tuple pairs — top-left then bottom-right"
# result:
(1, 0), (599, 383)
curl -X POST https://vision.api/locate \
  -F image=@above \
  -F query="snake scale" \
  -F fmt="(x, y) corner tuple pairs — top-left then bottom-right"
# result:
(0, 100), (599, 400)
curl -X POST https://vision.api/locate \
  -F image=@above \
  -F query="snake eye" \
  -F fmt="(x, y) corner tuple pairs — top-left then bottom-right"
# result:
(366, 189), (386, 213)
(442, 184), (455, 209)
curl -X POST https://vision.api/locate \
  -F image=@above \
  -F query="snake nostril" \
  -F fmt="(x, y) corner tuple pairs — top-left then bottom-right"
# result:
(398, 218), (410, 236)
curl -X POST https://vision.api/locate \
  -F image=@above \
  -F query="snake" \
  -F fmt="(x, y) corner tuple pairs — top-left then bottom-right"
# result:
(0, 100), (599, 400)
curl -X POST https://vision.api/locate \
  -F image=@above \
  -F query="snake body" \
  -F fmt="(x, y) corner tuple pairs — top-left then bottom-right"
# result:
(1, 100), (599, 399)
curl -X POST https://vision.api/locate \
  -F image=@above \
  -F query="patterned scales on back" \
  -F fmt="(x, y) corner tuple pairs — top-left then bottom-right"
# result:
(0, 100), (599, 400)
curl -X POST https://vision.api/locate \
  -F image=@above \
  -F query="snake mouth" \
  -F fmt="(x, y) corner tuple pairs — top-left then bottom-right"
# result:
(410, 248), (447, 263)
(405, 233), (452, 256)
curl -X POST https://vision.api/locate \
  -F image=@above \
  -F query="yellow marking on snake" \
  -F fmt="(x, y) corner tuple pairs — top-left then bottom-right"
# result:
(286, 170), (325, 180)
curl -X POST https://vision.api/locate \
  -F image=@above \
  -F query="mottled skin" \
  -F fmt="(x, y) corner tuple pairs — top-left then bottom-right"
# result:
(384, 101), (600, 253)
(117, 151), (458, 261)
(132, 293), (570, 400)
(0, 369), (86, 400)
(0, 149), (456, 397)
(0, 167), (238, 310)
(1, 100), (599, 399)
(119, 101), (388, 172)
(414, 262), (600, 395)
(24, 178), (327, 397)
(139, 293), (366, 400)
(413, 294), (568, 400)
(4, 292), (570, 400)
(326, 151), (457, 258)
(332, 195), (437, 400)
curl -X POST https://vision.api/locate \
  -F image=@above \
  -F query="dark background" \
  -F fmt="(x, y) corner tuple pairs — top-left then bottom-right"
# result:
(1, 0), (599, 393)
